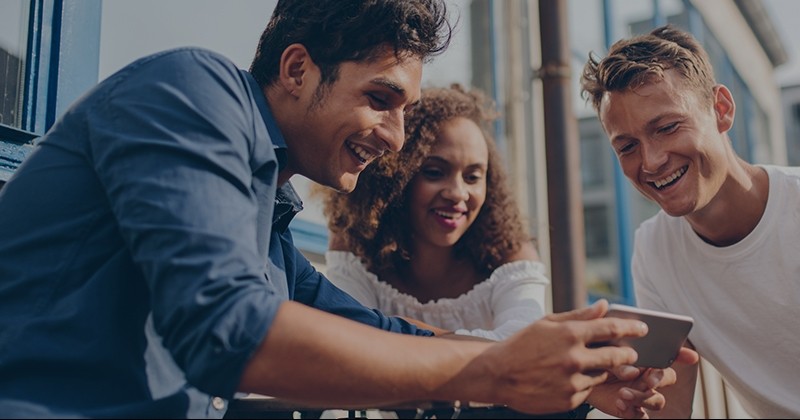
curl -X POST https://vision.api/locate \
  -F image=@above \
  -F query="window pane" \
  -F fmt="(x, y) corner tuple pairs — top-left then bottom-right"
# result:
(579, 132), (608, 188)
(791, 101), (800, 166)
(0, 1), (28, 128)
(584, 204), (611, 259)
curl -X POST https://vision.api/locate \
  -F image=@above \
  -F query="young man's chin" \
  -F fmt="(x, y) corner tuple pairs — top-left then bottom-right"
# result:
(334, 173), (361, 193)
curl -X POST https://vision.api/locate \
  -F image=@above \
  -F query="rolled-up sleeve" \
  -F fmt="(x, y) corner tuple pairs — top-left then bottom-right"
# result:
(87, 49), (282, 397)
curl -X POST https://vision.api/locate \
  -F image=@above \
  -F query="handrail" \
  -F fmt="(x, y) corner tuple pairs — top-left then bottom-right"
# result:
(223, 396), (593, 419)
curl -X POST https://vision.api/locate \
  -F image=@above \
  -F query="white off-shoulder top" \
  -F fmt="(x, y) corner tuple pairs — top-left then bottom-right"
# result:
(324, 251), (550, 341)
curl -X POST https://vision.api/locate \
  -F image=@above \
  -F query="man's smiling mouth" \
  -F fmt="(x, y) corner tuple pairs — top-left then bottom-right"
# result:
(346, 140), (381, 164)
(651, 166), (687, 190)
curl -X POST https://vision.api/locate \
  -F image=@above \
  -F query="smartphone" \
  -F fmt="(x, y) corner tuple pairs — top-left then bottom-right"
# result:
(603, 304), (694, 368)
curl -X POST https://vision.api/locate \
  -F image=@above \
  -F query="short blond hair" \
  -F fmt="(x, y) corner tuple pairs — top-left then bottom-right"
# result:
(581, 25), (716, 112)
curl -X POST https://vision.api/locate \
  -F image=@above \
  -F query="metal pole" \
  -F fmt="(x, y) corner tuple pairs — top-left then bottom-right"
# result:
(538, 0), (587, 312)
(603, 0), (635, 305)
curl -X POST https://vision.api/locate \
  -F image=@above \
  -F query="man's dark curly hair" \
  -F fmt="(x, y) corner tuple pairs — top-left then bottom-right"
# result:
(250, 0), (453, 88)
(581, 24), (716, 113)
(322, 84), (533, 275)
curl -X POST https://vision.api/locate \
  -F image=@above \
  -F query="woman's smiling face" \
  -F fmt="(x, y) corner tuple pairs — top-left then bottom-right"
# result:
(407, 117), (488, 248)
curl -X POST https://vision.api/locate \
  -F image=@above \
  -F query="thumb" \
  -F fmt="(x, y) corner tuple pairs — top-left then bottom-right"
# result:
(546, 299), (608, 322)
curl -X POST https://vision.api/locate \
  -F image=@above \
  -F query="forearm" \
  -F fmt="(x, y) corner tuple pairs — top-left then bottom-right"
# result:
(238, 301), (491, 407)
(239, 299), (659, 415)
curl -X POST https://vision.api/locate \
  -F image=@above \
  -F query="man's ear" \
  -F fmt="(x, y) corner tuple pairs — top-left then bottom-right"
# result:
(278, 43), (315, 98)
(712, 84), (735, 133)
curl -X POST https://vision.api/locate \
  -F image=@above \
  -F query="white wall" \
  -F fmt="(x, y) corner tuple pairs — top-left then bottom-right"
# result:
(99, 0), (277, 80)
(764, 0), (800, 86)
(0, 1), (25, 54)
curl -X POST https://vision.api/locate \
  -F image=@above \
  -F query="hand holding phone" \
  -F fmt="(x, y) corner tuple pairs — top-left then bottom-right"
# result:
(603, 304), (694, 368)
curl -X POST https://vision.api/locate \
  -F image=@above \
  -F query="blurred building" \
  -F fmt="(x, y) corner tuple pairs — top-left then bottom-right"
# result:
(782, 84), (800, 165)
(0, 46), (22, 128)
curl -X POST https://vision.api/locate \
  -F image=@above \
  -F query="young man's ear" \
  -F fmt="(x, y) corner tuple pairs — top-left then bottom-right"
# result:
(278, 43), (316, 98)
(712, 84), (735, 133)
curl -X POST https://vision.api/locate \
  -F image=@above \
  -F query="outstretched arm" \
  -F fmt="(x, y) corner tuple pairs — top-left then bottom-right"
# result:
(238, 299), (651, 414)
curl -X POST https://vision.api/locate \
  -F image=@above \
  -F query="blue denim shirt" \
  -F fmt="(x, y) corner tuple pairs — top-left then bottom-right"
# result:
(0, 48), (431, 418)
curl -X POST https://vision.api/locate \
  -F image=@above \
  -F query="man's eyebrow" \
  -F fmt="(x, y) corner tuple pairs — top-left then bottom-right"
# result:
(609, 132), (633, 144)
(609, 112), (684, 144)
(371, 78), (420, 109)
(370, 78), (406, 97)
(645, 112), (681, 129)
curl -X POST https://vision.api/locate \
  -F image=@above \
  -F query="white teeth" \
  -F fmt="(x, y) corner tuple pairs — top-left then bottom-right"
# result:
(347, 142), (378, 163)
(434, 210), (460, 219)
(653, 167), (687, 189)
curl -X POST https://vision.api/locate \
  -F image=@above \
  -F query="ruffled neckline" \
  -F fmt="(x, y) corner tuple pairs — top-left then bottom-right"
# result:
(325, 250), (545, 310)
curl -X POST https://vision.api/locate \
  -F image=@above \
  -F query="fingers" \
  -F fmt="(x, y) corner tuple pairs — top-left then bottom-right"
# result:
(498, 310), (658, 415)
(609, 360), (682, 389)
(611, 368), (673, 418)
(579, 369), (611, 389)
(618, 386), (665, 414)
(610, 365), (644, 381)
(582, 317), (648, 349)
(614, 394), (649, 419)
(548, 316), (648, 372)
(636, 368), (675, 391)
(675, 346), (699, 365)
(545, 299), (608, 322)
(583, 344), (639, 371)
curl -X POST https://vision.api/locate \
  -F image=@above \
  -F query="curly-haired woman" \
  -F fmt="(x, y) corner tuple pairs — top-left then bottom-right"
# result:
(320, 84), (548, 341)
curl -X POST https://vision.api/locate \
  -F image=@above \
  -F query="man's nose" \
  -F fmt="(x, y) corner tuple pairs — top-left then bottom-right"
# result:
(379, 108), (405, 153)
(641, 141), (668, 174)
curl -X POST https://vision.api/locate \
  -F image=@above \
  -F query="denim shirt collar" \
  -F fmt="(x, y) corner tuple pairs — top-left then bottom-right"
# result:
(243, 70), (301, 232)
(243, 70), (288, 170)
(274, 183), (303, 233)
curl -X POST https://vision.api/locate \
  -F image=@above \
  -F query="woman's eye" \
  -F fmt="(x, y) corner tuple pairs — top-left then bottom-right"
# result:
(465, 173), (484, 184)
(421, 168), (443, 179)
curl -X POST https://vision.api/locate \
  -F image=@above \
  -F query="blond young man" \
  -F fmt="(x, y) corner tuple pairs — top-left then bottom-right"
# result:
(582, 25), (800, 418)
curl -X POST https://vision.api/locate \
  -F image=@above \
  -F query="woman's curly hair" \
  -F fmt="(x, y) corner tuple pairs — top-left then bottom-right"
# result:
(321, 83), (532, 275)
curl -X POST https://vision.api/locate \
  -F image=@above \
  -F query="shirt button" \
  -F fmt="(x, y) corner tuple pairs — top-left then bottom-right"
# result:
(212, 397), (226, 411)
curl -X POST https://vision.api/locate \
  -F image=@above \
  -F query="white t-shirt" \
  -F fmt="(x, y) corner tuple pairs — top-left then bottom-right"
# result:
(325, 250), (549, 341)
(632, 165), (800, 418)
